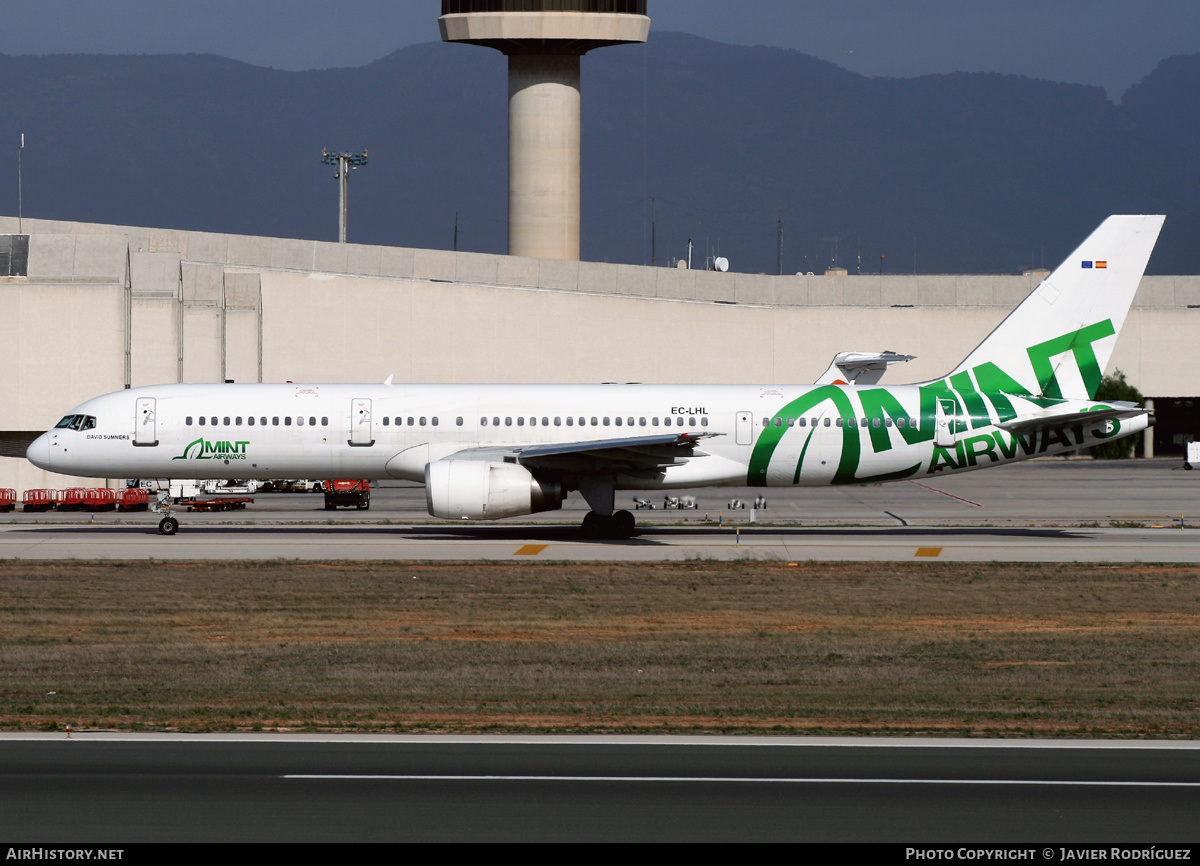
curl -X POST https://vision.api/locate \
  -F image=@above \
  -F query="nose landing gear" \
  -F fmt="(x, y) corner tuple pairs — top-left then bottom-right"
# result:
(152, 490), (179, 536)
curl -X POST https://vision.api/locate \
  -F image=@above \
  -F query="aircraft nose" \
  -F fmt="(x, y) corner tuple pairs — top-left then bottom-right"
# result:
(26, 433), (51, 470)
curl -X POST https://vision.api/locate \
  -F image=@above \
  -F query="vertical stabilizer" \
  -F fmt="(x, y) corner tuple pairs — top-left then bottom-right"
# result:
(947, 215), (1165, 400)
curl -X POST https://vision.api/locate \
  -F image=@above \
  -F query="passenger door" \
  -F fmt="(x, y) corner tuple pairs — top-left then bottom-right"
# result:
(349, 398), (375, 447)
(134, 398), (158, 447)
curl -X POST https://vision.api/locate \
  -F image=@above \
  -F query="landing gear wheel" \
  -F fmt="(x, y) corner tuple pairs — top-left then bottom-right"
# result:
(612, 510), (636, 539)
(582, 511), (601, 538)
(158, 516), (179, 536)
(581, 511), (636, 540)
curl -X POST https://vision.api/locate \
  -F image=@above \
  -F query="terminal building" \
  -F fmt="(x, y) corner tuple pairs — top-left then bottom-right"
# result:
(2, 215), (1199, 492)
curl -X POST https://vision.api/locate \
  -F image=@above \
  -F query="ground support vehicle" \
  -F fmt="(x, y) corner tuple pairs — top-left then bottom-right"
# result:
(169, 481), (202, 502)
(184, 497), (254, 512)
(323, 479), (370, 510)
(201, 480), (261, 495)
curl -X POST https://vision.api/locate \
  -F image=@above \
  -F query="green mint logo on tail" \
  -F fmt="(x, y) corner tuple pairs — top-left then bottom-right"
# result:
(742, 207), (1170, 489)
(746, 317), (1125, 485)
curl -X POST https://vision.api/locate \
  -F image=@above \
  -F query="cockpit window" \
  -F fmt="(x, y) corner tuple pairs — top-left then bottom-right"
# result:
(54, 415), (97, 431)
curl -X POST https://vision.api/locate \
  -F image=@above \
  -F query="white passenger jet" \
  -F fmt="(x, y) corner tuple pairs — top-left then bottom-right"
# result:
(27, 215), (1165, 538)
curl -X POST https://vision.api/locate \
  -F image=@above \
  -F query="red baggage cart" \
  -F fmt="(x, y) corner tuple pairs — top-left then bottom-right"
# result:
(82, 489), (117, 512)
(117, 488), (150, 512)
(55, 488), (88, 512)
(22, 489), (56, 513)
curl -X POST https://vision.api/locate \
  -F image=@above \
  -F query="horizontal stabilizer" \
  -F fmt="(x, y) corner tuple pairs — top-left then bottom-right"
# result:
(816, 351), (916, 386)
(997, 403), (1146, 435)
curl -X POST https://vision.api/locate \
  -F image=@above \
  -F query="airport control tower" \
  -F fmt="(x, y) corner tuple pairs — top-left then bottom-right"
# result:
(440, 1), (651, 261)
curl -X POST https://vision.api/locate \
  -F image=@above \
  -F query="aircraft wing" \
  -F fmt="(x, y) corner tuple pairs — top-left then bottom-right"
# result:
(996, 403), (1147, 435)
(444, 432), (720, 474)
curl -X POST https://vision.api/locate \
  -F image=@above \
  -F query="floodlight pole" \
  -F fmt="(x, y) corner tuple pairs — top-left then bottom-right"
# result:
(17, 134), (24, 234)
(321, 149), (369, 244)
(777, 213), (783, 276)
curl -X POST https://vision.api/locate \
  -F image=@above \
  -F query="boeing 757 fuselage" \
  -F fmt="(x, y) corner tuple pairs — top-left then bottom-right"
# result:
(27, 216), (1165, 538)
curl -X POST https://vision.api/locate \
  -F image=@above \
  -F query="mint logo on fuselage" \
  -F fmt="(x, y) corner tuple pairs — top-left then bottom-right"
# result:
(748, 319), (1123, 485)
(174, 438), (250, 461)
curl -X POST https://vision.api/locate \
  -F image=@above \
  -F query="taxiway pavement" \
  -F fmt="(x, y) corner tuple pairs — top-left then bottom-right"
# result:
(3, 460), (1198, 562)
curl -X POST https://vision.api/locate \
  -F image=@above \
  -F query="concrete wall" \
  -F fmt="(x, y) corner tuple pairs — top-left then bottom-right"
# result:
(1, 215), (1197, 488)
(258, 271), (1012, 387)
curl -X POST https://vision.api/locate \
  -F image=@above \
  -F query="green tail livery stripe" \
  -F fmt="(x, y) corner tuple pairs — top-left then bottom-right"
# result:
(1027, 320), (1115, 400)
(970, 362), (1060, 422)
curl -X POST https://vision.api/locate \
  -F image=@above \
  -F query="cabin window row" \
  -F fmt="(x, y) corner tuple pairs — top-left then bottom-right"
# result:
(382, 417), (459, 427)
(186, 416), (330, 427)
(479, 416), (708, 428)
(762, 416), (920, 429)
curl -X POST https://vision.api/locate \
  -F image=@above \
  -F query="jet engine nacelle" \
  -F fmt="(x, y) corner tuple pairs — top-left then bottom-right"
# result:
(425, 459), (565, 520)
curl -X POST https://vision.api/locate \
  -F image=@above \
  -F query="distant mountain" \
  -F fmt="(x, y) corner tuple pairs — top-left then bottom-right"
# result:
(0, 34), (1196, 274)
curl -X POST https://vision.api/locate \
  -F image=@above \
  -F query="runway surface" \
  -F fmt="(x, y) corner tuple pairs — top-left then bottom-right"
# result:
(4, 522), (1200, 562)
(3, 461), (1199, 561)
(2, 734), (1198, 842)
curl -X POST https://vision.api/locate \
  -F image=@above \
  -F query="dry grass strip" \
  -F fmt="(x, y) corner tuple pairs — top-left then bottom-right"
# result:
(1, 560), (1198, 737)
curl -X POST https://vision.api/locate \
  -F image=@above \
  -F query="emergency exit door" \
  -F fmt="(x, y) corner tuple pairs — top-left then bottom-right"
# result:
(736, 412), (754, 446)
(935, 398), (959, 448)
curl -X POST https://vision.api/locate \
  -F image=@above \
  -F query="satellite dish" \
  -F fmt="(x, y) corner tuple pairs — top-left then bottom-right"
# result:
(713, 257), (730, 273)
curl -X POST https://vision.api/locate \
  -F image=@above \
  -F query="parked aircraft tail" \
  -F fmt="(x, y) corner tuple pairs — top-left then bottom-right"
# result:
(946, 215), (1165, 401)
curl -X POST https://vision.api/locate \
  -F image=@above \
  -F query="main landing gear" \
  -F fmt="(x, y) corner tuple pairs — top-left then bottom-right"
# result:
(151, 490), (179, 536)
(582, 510), (636, 540)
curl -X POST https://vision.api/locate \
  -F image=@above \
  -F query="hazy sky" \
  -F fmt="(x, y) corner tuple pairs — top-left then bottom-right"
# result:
(5, 1), (1198, 98)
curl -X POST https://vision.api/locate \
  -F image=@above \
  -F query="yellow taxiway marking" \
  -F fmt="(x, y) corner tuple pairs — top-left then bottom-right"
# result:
(915, 547), (944, 558)
(515, 545), (548, 557)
